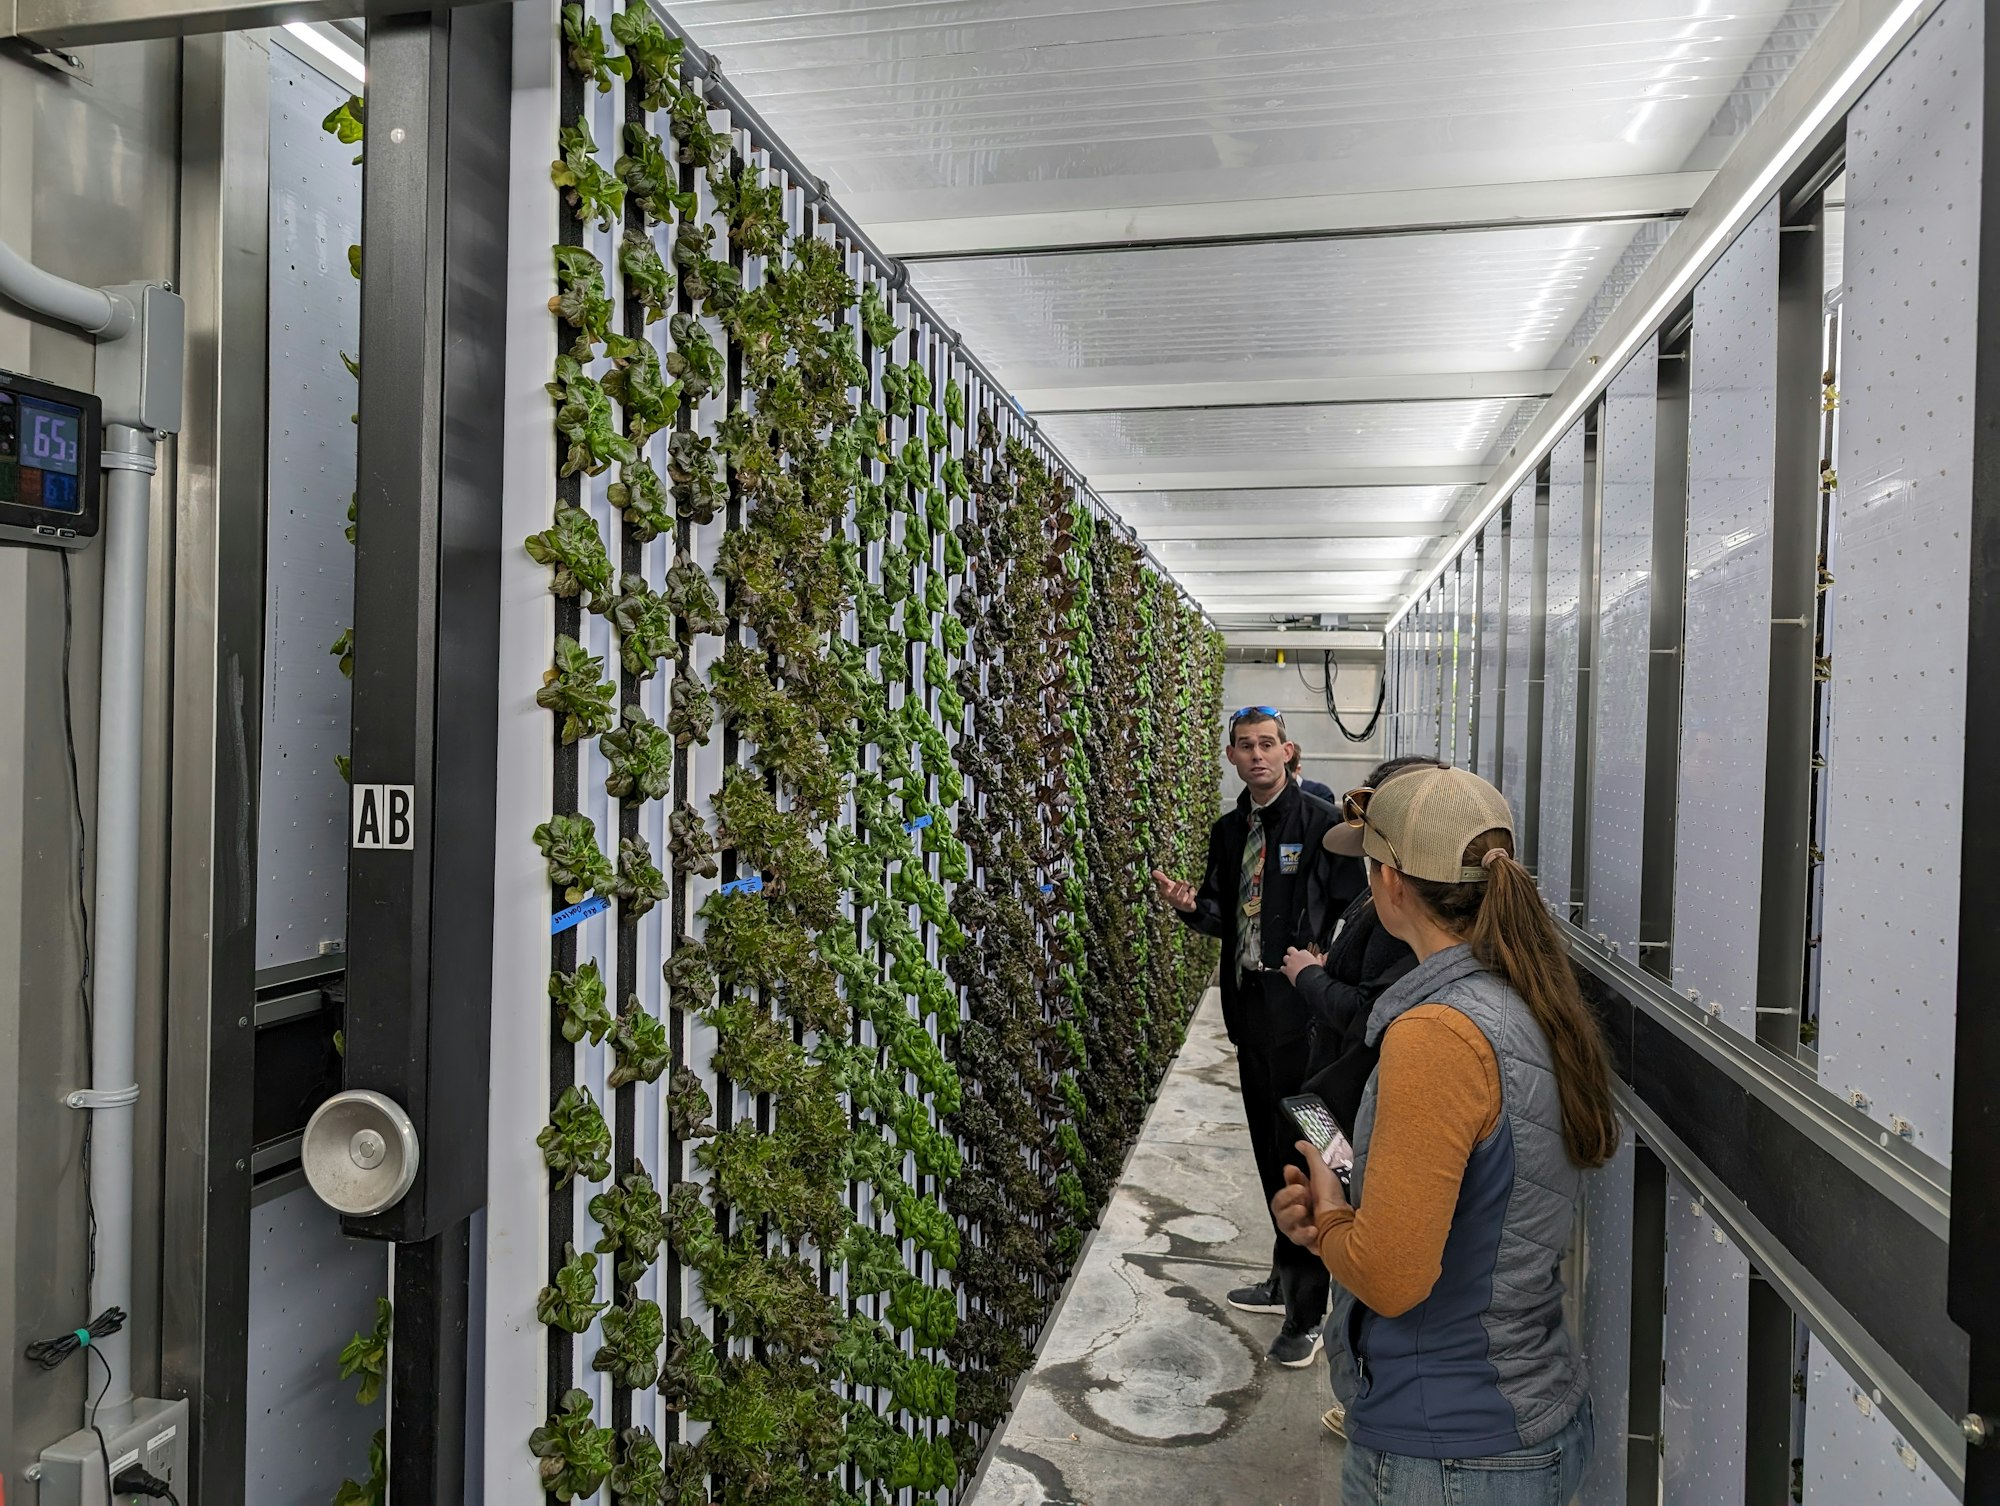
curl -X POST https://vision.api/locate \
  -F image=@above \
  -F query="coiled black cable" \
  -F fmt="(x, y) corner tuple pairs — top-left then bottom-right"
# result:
(25, 1306), (127, 1370)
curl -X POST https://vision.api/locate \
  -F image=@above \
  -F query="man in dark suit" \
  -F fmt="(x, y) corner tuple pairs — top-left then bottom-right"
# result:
(1151, 706), (1337, 1366)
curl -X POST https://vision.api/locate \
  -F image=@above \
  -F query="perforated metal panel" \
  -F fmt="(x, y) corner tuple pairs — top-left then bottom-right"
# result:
(244, 1186), (389, 1501)
(1476, 519), (1505, 784)
(1451, 562), (1475, 767)
(1577, 1132), (1635, 1506)
(1802, 1334), (1956, 1505)
(1671, 199), (1778, 1035)
(1588, 352), (1658, 961)
(1661, 1177), (1750, 1506)
(1500, 484), (1536, 828)
(256, 46), (364, 970)
(1812, 0), (1980, 1162)
(1540, 422), (1586, 906)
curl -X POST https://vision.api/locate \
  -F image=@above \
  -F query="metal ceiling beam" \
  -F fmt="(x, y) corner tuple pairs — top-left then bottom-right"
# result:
(1016, 369), (1567, 414)
(869, 172), (1714, 261)
(1129, 520), (1454, 541)
(1390, 0), (1953, 629)
(1147, 553), (1422, 574)
(1223, 629), (1387, 651)
(1092, 464), (1487, 492)
(2, 0), (484, 46)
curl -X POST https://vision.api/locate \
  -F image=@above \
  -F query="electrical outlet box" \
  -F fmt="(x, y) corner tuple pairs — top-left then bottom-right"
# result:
(34, 1397), (189, 1506)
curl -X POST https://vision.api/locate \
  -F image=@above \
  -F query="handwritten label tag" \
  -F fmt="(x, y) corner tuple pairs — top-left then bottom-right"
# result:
(720, 874), (765, 896)
(550, 896), (609, 935)
(903, 814), (934, 832)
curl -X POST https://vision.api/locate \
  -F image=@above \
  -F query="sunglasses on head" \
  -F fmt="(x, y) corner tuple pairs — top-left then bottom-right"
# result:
(1230, 705), (1282, 724)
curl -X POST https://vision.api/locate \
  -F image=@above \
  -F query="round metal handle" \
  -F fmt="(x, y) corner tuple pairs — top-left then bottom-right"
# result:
(301, 1089), (420, 1215)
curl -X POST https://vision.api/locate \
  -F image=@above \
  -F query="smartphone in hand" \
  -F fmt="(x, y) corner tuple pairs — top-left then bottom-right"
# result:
(1282, 1093), (1354, 1192)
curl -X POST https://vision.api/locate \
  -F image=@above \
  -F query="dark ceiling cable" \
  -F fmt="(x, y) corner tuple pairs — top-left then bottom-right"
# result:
(1323, 651), (1386, 743)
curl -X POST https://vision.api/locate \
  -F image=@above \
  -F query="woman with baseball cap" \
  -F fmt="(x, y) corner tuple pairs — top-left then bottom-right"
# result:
(1271, 765), (1618, 1504)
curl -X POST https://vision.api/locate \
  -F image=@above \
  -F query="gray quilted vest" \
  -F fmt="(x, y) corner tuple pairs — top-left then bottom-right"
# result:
(1322, 943), (1590, 1457)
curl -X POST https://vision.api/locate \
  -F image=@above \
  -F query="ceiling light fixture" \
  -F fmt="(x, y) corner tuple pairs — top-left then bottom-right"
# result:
(1387, 0), (1935, 634)
(285, 21), (366, 87)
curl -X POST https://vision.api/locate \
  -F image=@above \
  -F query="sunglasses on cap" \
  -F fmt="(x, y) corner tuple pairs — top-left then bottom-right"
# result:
(1339, 785), (1401, 870)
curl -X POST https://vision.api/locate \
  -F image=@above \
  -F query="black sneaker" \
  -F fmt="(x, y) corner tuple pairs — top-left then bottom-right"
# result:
(1268, 1320), (1324, 1368)
(1226, 1275), (1285, 1315)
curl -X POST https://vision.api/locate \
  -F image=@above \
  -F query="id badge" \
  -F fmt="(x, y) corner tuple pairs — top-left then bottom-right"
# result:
(1278, 842), (1303, 875)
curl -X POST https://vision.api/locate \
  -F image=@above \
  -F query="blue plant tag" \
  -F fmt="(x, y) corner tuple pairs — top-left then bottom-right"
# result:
(550, 895), (609, 935)
(720, 874), (765, 896)
(903, 814), (934, 832)
(1279, 843), (1303, 875)
(1040, 883), (1055, 895)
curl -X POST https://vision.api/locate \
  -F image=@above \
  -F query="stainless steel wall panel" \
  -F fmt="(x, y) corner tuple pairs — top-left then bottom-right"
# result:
(1814, 0), (1980, 1164)
(1500, 483), (1536, 828)
(256, 44), (362, 971)
(1802, 1333), (1957, 1506)
(244, 1187), (388, 1501)
(1451, 563), (1474, 767)
(1540, 422), (1586, 908)
(1588, 354), (1658, 963)
(1662, 1175), (1751, 1506)
(1671, 199), (1779, 1037)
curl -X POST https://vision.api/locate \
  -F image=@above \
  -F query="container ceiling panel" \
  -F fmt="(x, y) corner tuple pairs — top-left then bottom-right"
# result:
(1040, 400), (1520, 473)
(908, 226), (1643, 376)
(672, 0), (1837, 214)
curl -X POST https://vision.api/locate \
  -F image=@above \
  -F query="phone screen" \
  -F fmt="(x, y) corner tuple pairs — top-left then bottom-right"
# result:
(1283, 1093), (1355, 1185)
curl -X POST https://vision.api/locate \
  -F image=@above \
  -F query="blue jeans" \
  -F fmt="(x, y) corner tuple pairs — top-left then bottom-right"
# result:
(1340, 1398), (1594, 1506)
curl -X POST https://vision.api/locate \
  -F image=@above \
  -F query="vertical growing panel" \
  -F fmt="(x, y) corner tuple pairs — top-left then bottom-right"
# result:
(1815, 0), (1981, 1161)
(1672, 200), (1779, 1036)
(1540, 422), (1586, 910)
(1662, 1178), (1751, 1506)
(1500, 483), (1536, 829)
(1589, 354), (1658, 962)
(484, 6), (1228, 1501)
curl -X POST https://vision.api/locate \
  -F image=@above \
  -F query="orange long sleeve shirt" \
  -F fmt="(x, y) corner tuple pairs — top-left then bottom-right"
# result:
(1312, 1003), (1503, 1318)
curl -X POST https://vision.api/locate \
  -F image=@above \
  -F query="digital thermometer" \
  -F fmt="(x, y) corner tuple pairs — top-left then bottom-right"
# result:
(0, 369), (102, 549)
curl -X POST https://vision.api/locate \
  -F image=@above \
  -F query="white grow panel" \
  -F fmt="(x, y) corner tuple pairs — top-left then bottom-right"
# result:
(1814, 0), (1980, 1163)
(1661, 1177), (1750, 1506)
(1539, 421), (1586, 909)
(1587, 351), (1658, 963)
(1803, 1334), (1955, 1506)
(1499, 483), (1537, 831)
(1671, 199), (1779, 1036)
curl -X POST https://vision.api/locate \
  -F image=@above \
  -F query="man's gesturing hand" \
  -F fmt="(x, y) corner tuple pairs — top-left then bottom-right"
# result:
(1150, 869), (1197, 914)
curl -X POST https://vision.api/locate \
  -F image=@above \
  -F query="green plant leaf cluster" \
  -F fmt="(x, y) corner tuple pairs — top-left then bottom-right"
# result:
(562, 3), (630, 92)
(603, 333), (679, 445)
(667, 662), (714, 748)
(539, 1087), (613, 1186)
(551, 116), (624, 231)
(590, 1164), (669, 1280)
(333, 1430), (385, 1506)
(611, 457), (674, 541)
(667, 431), (725, 524)
(610, 574), (678, 679)
(548, 355), (636, 477)
(603, 704), (675, 803)
(713, 162), (788, 259)
(526, 503), (615, 607)
(549, 244), (613, 357)
(535, 813), (614, 903)
(610, 2), (683, 113)
(551, 959), (615, 1045)
(336, 1297), (392, 1407)
(616, 834), (666, 917)
(537, 635), (616, 744)
(537, 1242), (607, 1333)
(610, 1001), (672, 1090)
(859, 281), (900, 350)
(593, 1295), (665, 1389)
(530, 1388), (616, 1501)
(617, 122), (695, 226)
(663, 552), (725, 636)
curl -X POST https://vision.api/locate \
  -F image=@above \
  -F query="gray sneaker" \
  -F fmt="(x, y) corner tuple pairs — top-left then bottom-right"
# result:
(1269, 1321), (1324, 1368)
(1226, 1275), (1285, 1315)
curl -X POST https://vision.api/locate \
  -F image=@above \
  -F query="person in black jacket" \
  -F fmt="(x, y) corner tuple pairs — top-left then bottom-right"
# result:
(1152, 706), (1338, 1367)
(1277, 754), (1440, 1439)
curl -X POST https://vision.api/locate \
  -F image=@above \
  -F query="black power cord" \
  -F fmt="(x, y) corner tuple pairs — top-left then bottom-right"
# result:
(113, 1463), (181, 1504)
(59, 552), (101, 1284)
(1321, 651), (1386, 743)
(25, 1306), (127, 1369)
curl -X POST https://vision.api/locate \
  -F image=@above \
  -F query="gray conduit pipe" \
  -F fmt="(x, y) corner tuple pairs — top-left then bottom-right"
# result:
(0, 235), (134, 339)
(1, 233), (148, 1426)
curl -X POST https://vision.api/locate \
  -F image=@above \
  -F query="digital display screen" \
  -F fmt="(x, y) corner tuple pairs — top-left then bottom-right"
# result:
(0, 390), (83, 513)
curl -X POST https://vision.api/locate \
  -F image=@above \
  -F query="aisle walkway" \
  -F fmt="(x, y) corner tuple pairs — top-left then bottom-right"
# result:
(969, 991), (1346, 1506)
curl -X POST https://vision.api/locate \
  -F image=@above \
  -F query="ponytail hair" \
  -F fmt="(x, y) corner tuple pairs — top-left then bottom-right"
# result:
(1405, 830), (1621, 1168)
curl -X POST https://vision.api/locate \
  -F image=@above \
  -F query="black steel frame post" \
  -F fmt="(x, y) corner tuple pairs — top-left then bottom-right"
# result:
(1951, 10), (2000, 1496)
(1746, 1273), (1798, 1505)
(1639, 319), (1692, 983)
(1757, 174), (1832, 1059)
(1625, 1144), (1667, 1506)
(345, 4), (510, 1498)
(1570, 407), (1603, 924)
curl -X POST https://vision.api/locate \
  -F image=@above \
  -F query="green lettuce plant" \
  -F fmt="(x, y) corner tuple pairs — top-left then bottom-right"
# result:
(667, 663), (714, 748)
(549, 245), (614, 358)
(534, 813), (614, 903)
(617, 122), (695, 226)
(615, 834), (666, 918)
(619, 228), (672, 325)
(530, 1389), (616, 1502)
(609, 575), (677, 679)
(539, 1086), (613, 1186)
(593, 1296), (665, 1389)
(610, 2), (682, 112)
(667, 431), (724, 524)
(537, 636), (616, 745)
(525, 503), (614, 607)
(608, 1427), (665, 1506)
(550, 960), (614, 1045)
(537, 1242), (607, 1333)
(602, 333), (679, 445)
(668, 800), (719, 879)
(609, 1000), (671, 1089)
(590, 1165), (669, 1279)
(562, 3), (629, 92)
(551, 116), (624, 231)
(602, 705), (674, 803)
(548, 356), (635, 477)
(336, 1297), (392, 1406)
(665, 312), (722, 403)
(610, 458), (673, 542)
(663, 553), (725, 636)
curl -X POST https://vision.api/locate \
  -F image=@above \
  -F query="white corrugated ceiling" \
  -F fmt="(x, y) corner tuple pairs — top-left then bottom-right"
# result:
(675, 0), (1839, 624)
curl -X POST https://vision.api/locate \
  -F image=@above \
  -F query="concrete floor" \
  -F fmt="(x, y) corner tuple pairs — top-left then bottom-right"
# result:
(968, 990), (1349, 1506)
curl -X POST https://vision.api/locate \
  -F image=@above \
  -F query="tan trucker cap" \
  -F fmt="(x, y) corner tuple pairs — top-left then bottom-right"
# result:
(1360, 766), (1515, 883)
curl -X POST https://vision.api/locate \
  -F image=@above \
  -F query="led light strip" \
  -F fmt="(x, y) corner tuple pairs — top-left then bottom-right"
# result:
(1386, 0), (1939, 632)
(282, 21), (365, 87)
